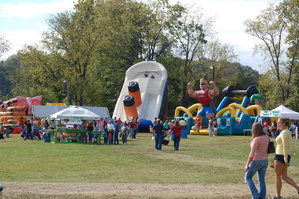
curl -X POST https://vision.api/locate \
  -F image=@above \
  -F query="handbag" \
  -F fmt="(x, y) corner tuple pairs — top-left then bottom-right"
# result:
(267, 140), (275, 154)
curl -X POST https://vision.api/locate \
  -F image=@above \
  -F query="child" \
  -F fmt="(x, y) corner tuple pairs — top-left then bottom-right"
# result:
(0, 123), (5, 141)
(121, 122), (129, 144)
(108, 132), (113, 144)
(149, 125), (154, 140)
(102, 130), (108, 144)
(212, 119), (218, 136)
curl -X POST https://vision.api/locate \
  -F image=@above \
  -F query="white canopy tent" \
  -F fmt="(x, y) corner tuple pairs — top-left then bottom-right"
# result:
(261, 105), (299, 139)
(272, 105), (299, 119)
(261, 105), (299, 119)
(50, 106), (101, 120)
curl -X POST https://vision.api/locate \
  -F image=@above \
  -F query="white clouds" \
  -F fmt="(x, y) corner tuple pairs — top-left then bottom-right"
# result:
(0, 0), (78, 60)
(170, 0), (282, 70)
(5, 29), (43, 50)
(0, 1), (76, 19)
(209, 0), (277, 69)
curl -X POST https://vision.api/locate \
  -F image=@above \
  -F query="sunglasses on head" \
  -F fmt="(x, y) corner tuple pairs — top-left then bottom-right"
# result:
(200, 83), (206, 85)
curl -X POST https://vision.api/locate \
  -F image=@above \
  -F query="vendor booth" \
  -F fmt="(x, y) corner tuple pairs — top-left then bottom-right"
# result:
(261, 105), (299, 119)
(261, 105), (299, 139)
(272, 105), (299, 119)
(44, 106), (104, 144)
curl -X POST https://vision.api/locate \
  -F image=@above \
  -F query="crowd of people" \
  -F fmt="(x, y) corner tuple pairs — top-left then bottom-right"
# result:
(4, 115), (184, 149)
(46, 117), (141, 145)
(263, 120), (299, 139)
(244, 118), (299, 199)
(40, 116), (185, 150)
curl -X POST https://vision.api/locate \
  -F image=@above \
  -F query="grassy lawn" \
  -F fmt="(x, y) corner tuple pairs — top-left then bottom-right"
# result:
(1, 133), (299, 198)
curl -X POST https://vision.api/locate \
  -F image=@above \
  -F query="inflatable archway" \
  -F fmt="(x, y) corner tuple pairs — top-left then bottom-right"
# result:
(174, 106), (193, 118)
(246, 105), (261, 116)
(228, 103), (248, 115)
(187, 103), (202, 115)
(216, 106), (236, 118)
(174, 103), (202, 118)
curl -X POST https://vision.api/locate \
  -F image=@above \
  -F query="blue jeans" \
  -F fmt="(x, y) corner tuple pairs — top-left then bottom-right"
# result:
(208, 126), (213, 136)
(173, 136), (181, 150)
(108, 138), (112, 144)
(129, 128), (134, 138)
(132, 129), (137, 139)
(113, 131), (119, 144)
(24, 131), (33, 140)
(155, 133), (163, 150)
(245, 159), (268, 199)
(271, 130), (278, 138)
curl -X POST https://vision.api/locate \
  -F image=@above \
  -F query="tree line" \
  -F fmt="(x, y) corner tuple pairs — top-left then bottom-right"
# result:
(0, 0), (298, 117)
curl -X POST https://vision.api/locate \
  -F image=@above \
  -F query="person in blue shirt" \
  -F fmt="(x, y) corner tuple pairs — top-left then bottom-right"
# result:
(113, 121), (121, 144)
(153, 119), (166, 151)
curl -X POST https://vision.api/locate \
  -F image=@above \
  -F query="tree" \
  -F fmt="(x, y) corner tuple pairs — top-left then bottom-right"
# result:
(167, 5), (208, 107)
(143, 0), (181, 61)
(196, 37), (239, 87)
(0, 55), (18, 99)
(16, 0), (107, 106)
(244, 3), (290, 108)
(17, 46), (67, 102)
(277, 0), (299, 110)
(0, 35), (11, 59)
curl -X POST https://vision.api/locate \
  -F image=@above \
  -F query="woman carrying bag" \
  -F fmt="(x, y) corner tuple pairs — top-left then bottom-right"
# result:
(244, 122), (269, 199)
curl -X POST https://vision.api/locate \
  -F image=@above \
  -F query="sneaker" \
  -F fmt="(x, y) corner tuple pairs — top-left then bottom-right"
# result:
(269, 196), (281, 199)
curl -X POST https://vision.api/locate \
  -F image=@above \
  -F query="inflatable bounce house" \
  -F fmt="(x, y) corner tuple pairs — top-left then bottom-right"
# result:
(175, 85), (263, 136)
(112, 61), (168, 131)
(0, 96), (42, 129)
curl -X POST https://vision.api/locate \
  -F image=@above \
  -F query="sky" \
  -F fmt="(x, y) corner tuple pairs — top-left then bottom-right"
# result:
(0, 0), (282, 72)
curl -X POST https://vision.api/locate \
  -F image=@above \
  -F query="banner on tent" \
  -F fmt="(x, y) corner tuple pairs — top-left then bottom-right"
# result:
(260, 110), (280, 117)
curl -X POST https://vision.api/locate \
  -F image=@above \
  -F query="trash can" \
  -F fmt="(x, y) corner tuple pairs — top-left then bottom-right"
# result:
(5, 128), (10, 138)
(43, 131), (51, 142)
(181, 129), (188, 139)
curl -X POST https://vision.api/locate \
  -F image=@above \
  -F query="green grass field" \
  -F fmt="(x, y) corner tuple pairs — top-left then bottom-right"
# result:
(1, 133), (299, 198)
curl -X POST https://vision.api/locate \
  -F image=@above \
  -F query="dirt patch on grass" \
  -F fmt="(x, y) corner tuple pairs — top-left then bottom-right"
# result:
(1, 182), (298, 199)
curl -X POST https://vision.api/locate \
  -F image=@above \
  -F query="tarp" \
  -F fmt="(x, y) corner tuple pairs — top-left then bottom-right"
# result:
(261, 105), (299, 119)
(33, 106), (66, 118)
(33, 106), (110, 119)
(50, 106), (101, 120)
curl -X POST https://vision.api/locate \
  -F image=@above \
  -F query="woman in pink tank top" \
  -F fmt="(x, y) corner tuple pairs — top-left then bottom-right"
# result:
(244, 122), (269, 199)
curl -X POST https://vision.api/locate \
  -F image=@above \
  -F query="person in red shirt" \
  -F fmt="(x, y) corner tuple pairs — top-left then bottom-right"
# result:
(18, 117), (24, 128)
(169, 120), (183, 150)
(133, 117), (140, 139)
(187, 78), (219, 130)
(129, 118), (135, 138)
(115, 118), (122, 125)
